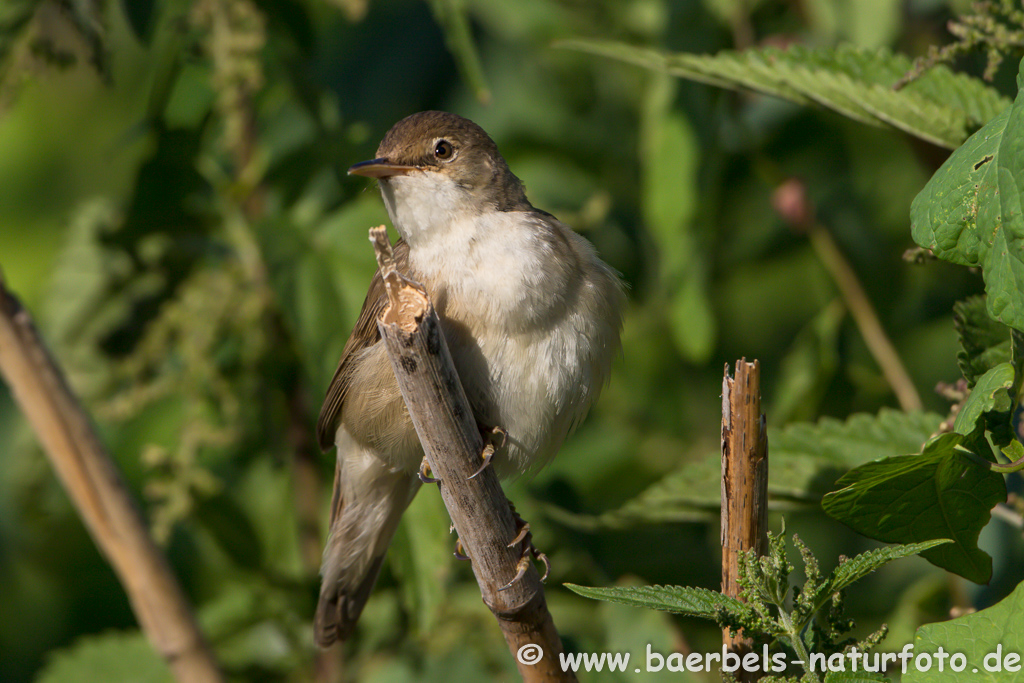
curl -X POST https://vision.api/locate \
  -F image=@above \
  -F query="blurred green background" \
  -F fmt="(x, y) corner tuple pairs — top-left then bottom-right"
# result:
(1, 0), (1019, 681)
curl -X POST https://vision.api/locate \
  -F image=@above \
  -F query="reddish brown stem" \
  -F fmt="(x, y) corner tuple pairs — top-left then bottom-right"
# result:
(721, 359), (769, 682)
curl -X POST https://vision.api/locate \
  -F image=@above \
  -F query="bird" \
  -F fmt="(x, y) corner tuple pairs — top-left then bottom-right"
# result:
(313, 111), (624, 647)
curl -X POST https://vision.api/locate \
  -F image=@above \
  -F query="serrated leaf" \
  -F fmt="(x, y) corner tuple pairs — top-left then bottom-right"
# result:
(822, 433), (1005, 583)
(564, 583), (750, 621)
(582, 409), (942, 528)
(35, 631), (172, 683)
(912, 57), (1024, 334)
(558, 40), (1010, 148)
(581, 454), (719, 527)
(600, 579), (699, 682)
(954, 362), (1016, 436)
(770, 409), (943, 474)
(828, 540), (952, 595)
(954, 296), (1012, 387)
(907, 580), (1024, 682)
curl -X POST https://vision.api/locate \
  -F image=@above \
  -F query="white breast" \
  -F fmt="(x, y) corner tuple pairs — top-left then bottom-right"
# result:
(380, 174), (624, 473)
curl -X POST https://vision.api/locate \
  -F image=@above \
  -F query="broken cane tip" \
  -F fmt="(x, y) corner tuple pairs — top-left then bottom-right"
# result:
(366, 225), (430, 326)
(369, 226), (394, 268)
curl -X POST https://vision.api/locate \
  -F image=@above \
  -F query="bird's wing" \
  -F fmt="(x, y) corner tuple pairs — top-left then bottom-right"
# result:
(315, 239), (411, 451)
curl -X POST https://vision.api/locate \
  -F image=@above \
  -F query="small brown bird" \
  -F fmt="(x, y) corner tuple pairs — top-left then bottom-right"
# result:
(314, 111), (624, 646)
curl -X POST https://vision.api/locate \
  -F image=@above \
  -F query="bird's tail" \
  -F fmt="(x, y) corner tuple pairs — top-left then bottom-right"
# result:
(314, 444), (420, 647)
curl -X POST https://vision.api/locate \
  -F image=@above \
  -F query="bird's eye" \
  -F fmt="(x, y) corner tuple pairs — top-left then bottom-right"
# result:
(434, 140), (454, 160)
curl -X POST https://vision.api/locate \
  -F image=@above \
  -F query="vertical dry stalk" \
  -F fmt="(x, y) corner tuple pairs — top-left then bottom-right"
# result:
(773, 178), (921, 412)
(721, 359), (768, 681)
(369, 227), (575, 683)
(0, 276), (222, 683)
(806, 224), (922, 412)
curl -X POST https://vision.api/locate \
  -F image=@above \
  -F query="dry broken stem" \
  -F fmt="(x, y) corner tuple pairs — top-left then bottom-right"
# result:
(368, 226), (575, 683)
(0, 274), (222, 683)
(721, 359), (769, 682)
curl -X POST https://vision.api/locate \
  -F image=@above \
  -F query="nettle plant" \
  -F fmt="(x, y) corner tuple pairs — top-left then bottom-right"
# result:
(569, 533), (951, 682)
(564, 3), (1024, 682)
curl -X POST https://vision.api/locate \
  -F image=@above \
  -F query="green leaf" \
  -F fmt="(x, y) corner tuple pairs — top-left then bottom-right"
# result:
(844, 0), (902, 48)
(640, 74), (699, 271)
(828, 540), (952, 595)
(580, 409), (942, 528)
(35, 631), (172, 683)
(954, 296), (1012, 387)
(769, 410), (944, 485)
(702, 0), (770, 27)
(571, 453), (719, 528)
(907, 580), (1024, 682)
(640, 73), (713, 362)
(600, 579), (700, 682)
(912, 57), (1024, 334)
(822, 434), (1005, 583)
(954, 362), (1016, 436)
(558, 40), (1010, 148)
(824, 672), (889, 683)
(668, 263), (716, 363)
(563, 583), (751, 621)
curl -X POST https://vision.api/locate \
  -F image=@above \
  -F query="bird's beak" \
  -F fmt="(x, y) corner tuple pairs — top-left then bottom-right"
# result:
(347, 158), (419, 179)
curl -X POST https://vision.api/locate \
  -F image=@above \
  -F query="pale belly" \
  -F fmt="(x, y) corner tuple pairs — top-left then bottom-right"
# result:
(444, 319), (592, 476)
(345, 211), (623, 477)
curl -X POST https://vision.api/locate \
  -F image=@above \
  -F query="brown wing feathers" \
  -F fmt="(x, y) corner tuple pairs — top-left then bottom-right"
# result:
(315, 240), (411, 451)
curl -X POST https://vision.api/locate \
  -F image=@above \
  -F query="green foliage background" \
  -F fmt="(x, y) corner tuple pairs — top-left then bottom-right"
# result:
(1, 0), (1021, 681)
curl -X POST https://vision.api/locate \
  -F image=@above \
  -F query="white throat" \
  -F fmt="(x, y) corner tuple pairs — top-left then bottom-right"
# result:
(378, 171), (571, 331)
(379, 171), (472, 250)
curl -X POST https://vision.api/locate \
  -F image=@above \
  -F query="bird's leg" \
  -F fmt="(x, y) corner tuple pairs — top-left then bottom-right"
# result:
(418, 457), (440, 484)
(499, 501), (550, 591)
(468, 425), (507, 480)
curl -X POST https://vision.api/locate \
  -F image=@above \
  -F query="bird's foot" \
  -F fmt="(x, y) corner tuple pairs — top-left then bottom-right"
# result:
(499, 502), (550, 591)
(454, 537), (470, 561)
(469, 426), (507, 480)
(418, 457), (440, 484)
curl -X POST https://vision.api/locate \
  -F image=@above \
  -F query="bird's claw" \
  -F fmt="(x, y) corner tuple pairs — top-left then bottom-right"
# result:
(418, 457), (440, 484)
(468, 445), (494, 480)
(536, 549), (551, 582)
(499, 544), (550, 591)
(498, 503), (550, 591)
(454, 538), (470, 561)
(508, 519), (530, 547)
(468, 426), (507, 480)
